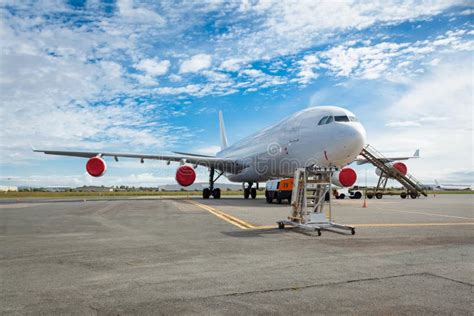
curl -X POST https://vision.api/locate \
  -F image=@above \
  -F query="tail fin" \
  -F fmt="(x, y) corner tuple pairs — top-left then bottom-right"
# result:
(219, 110), (228, 150)
(434, 179), (440, 186)
(413, 149), (420, 157)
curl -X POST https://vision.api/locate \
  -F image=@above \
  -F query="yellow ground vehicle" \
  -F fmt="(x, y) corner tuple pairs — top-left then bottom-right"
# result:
(265, 178), (293, 204)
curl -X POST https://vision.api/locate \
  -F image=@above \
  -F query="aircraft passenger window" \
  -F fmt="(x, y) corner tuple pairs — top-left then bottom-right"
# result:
(326, 116), (333, 124)
(334, 115), (350, 122)
(318, 116), (328, 125)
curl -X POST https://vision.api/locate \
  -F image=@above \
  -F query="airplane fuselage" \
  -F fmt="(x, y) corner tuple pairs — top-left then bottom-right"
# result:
(217, 106), (366, 182)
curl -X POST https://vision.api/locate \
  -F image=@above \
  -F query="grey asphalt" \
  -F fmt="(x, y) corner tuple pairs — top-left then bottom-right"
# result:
(1, 194), (473, 315)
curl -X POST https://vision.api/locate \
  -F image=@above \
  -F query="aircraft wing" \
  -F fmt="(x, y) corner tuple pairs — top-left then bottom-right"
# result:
(354, 149), (420, 165)
(33, 149), (246, 173)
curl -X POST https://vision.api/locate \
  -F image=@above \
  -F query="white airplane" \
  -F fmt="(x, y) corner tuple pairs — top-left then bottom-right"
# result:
(434, 180), (473, 191)
(34, 106), (414, 199)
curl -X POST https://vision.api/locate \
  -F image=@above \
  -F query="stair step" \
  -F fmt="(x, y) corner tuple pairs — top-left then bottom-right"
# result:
(361, 146), (427, 197)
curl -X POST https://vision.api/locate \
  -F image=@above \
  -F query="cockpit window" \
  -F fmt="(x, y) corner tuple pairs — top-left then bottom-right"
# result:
(317, 116), (328, 125)
(320, 115), (358, 125)
(334, 115), (350, 122)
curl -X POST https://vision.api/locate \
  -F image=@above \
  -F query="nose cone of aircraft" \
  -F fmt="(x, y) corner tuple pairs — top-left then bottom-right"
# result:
(327, 123), (366, 167)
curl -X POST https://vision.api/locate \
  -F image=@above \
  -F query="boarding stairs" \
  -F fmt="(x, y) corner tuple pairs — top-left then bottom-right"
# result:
(360, 145), (427, 197)
(277, 168), (355, 235)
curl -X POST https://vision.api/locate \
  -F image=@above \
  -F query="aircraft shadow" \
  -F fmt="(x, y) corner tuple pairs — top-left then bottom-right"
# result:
(222, 226), (324, 238)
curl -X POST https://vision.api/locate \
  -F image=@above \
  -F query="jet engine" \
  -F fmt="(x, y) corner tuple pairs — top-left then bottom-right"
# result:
(375, 162), (408, 177)
(86, 156), (107, 177)
(175, 165), (196, 187)
(332, 167), (357, 187)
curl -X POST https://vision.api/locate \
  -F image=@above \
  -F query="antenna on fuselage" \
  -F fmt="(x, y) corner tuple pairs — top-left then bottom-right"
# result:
(219, 110), (228, 150)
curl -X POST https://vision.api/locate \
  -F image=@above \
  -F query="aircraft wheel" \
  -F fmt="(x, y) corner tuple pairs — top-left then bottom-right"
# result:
(212, 188), (221, 199)
(203, 188), (211, 199)
(244, 188), (250, 199)
(251, 188), (257, 199)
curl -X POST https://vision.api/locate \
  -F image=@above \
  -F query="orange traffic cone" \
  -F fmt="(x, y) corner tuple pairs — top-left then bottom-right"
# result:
(362, 199), (368, 208)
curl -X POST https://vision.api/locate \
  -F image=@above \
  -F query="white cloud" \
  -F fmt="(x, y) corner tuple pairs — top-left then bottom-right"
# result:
(309, 28), (474, 82)
(369, 56), (473, 182)
(202, 70), (230, 82)
(179, 54), (212, 73)
(295, 54), (319, 84)
(155, 84), (202, 95)
(218, 1), (459, 61)
(130, 73), (159, 86)
(135, 58), (170, 76)
(168, 74), (182, 82)
(220, 58), (245, 71)
(117, 0), (166, 24)
(240, 69), (264, 77)
(385, 121), (421, 127)
(192, 145), (221, 156)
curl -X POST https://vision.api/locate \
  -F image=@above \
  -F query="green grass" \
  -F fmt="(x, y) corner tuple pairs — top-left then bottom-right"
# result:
(0, 190), (250, 199)
(425, 190), (474, 195)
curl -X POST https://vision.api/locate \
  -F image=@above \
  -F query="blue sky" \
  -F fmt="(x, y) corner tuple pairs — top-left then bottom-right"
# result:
(0, 0), (473, 187)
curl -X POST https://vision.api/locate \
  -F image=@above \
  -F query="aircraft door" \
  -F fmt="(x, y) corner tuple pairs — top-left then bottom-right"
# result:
(283, 115), (302, 156)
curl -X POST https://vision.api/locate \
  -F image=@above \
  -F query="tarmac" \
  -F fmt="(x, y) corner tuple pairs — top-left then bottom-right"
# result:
(1, 194), (473, 314)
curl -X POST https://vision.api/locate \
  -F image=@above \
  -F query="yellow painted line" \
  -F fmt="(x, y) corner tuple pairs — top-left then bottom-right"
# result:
(373, 208), (473, 220)
(250, 222), (474, 230)
(187, 200), (474, 231)
(354, 222), (474, 227)
(249, 225), (278, 230)
(188, 200), (256, 229)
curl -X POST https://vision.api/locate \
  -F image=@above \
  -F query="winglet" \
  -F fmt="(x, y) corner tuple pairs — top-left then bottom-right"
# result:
(413, 149), (420, 157)
(219, 110), (228, 150)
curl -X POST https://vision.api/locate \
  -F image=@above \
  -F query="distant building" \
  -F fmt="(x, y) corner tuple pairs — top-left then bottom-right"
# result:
(0, 186), (18, 192)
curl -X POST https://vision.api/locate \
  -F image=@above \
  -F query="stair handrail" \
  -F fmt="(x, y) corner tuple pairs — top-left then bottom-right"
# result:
(362, 144), (427, 196)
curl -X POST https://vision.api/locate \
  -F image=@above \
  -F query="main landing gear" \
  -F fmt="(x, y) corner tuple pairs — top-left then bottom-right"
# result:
(203, 167), (223, 199)
(243, 182), (257, 199)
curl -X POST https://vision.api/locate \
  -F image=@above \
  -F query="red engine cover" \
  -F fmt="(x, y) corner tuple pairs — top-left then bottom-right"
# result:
(86, 156), (107, 177)
(175, 165), (196, 187)
(393, 162), (407, 176)
(339, 168), (357, 187)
